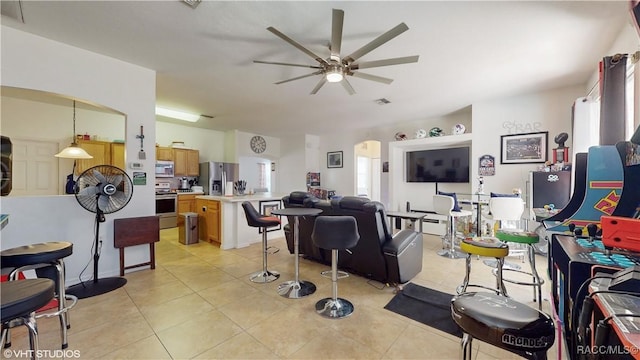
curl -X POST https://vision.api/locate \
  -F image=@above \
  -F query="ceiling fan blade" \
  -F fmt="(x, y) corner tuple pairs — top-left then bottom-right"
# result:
(343, 23), (409, 63)
(310, 78), (327, 95)
(253, 60), (322, 69)
(93, 169), (107, 184)
(351, 71), (394, 84)
(330, 9), (344, 58)
(98, 195), (111, 211)
(341, 78), (356, 95)
(351, 55), (419, 70)
(275, 70), (323, 85)
(267, 27), (329, 66)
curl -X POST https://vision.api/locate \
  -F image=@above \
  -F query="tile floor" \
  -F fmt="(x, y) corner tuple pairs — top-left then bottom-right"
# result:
(5, 229), (561, 359)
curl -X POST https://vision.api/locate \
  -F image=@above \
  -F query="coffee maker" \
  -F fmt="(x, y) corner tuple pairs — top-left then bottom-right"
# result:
(179, 177), (189, 190)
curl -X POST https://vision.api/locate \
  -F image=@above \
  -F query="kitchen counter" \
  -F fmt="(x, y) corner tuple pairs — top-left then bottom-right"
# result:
(177, 191), (204, 196)
(195, 193), (286, 203)
(194, 193), (288, 249)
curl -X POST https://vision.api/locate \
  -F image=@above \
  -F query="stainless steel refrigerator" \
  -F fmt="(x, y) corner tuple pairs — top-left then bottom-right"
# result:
(199, 162), (239, 195)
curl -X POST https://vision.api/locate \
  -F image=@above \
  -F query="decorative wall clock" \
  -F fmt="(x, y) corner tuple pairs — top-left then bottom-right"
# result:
(250, 135), (267, 154)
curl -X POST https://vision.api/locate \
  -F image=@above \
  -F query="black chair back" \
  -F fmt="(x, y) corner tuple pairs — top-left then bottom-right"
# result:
(311, 216), (360, 251)
(242, 201), (279, 228)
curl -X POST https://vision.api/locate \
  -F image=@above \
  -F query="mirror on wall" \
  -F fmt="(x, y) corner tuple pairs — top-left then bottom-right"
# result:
(1, 86), (126, 196)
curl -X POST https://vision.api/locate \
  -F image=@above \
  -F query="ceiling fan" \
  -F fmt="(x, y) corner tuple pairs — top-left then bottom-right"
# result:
(254, 9), (419, 95)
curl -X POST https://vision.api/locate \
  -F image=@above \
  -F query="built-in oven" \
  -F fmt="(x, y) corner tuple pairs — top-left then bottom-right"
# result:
(156, 192), (177, 229)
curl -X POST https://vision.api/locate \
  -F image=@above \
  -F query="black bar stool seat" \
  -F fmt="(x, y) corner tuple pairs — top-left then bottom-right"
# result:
(311, 216), (360, 319)
(1, 242), (76, 349)
(451, 292), (555, 360)
(242, 202), (281, 283)
(1, 279), (55, 360)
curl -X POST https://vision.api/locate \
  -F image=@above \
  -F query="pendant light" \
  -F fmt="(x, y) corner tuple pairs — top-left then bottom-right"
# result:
(55, 100), (93, 159)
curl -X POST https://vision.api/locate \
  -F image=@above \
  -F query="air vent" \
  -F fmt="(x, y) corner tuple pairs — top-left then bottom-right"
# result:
(374, 98), (391, 105)
(182, 0), (201, 9)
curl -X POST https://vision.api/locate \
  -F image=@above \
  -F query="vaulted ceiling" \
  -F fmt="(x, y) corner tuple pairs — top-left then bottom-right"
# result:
(1, 1), (632, 136)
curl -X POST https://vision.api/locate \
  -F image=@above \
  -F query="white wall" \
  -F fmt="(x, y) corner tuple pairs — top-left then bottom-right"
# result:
(1, 26), (156, 285)
(471, 85), (584, 195)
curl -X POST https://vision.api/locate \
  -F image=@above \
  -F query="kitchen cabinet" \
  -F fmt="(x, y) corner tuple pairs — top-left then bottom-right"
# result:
(196, 198), (220, 245)
(76, 139), (112, 175)
(110, 142), (125, 170)
(173, 148), (199, 177)
(156, 146), (173, 161)
(177, 193), (197, 227)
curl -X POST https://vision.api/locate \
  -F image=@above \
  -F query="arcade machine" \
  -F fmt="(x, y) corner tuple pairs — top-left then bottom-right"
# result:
(547, 132), (640, 359)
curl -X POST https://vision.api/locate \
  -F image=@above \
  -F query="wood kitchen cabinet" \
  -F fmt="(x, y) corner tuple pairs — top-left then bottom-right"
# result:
(196, 198), (220, 245)
(156, 146), (173, 161)
(177, 194), (197, 227)
(75, 139), (112, 175)
(173, 148), (199, 177)
(110, 142), (125, 170)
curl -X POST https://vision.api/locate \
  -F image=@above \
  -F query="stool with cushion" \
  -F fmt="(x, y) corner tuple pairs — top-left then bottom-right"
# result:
(1, 242), (77, 349)
(451, 292), (555, 360)
(311, 216), (360, 319)
(1, 279), (55, 359)
(495, 229), (545, 309)
(433, 194), (471, 259)
(242, 201), (281, 283)
(458, 236), (509, 296)
(483, 196), (527, 269)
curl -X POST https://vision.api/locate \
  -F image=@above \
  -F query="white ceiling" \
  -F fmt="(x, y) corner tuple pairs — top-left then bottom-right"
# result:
(1, 1), (632, 137)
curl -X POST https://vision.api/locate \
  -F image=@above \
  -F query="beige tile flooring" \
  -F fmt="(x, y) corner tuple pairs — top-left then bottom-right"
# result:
(5, 229), (561, 359)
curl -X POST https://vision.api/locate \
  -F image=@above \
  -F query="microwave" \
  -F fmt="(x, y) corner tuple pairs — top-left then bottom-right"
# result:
(155, 161), (174, 178)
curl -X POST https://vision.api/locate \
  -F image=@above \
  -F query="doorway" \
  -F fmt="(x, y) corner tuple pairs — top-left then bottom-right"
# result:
(354, 140), (381, 201)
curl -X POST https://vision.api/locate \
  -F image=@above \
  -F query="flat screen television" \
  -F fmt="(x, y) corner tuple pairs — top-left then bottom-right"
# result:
(406, 147), (470, 183)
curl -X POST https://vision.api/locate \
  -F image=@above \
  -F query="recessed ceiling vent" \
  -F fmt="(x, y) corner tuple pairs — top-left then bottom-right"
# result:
(374, 98), (391, 105)
(181, 0), (201, 9)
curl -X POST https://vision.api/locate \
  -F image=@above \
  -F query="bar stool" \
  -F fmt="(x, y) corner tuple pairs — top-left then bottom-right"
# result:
(433, 194), (471, 259)
(457, 236), (509, 296)
(1, 242), (77, 349)
(451, 292), (555, 360)
(483, 196), (526, 270)
(1, 279), (55, 360)
(495, 229), (545, 309)
(311, 216), (360, 319)
(241, 202), (281, 283)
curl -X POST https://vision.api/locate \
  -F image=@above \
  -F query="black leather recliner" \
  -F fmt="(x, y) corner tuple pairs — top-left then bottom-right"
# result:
(282, 193), (423, 284)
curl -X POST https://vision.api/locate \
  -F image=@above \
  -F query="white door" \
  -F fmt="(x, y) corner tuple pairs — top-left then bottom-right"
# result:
(11, 139), (59, 196)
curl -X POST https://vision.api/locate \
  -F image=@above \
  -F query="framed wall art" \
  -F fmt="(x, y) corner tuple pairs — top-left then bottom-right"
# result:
(500, 131), (548, 164)
(327, 151), (343, 168)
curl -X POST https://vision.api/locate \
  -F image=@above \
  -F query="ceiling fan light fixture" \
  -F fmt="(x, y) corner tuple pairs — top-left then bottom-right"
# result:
(155, 106), (200, 122)
(326, 65), (344, 83)
(55, 100), (94, 159)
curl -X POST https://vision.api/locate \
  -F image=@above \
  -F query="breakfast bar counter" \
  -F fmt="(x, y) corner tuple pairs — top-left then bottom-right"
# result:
(195, 193), (288, 249)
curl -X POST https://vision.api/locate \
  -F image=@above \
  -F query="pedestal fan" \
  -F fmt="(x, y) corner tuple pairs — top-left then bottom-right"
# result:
(66, 165), (133, 299)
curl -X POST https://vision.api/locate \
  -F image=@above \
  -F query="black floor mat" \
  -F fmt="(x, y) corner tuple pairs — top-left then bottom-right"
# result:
(384, 283), (463, 338)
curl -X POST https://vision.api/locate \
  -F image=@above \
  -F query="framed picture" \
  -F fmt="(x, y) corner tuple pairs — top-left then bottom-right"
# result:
(500, 131), (548, 164)
(259, 200), (282, 233)
(327, 151), (343, 168)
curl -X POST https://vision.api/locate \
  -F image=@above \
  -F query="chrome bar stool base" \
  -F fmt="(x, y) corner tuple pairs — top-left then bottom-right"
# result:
(316, 298), (354, 319)
(277, 280), (316, 299)
(250, 270), (280, 283)
(437, 248), (466, 259)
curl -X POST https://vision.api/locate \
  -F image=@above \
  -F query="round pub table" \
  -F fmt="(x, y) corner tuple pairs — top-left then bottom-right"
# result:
(270, 207), (322, 299)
